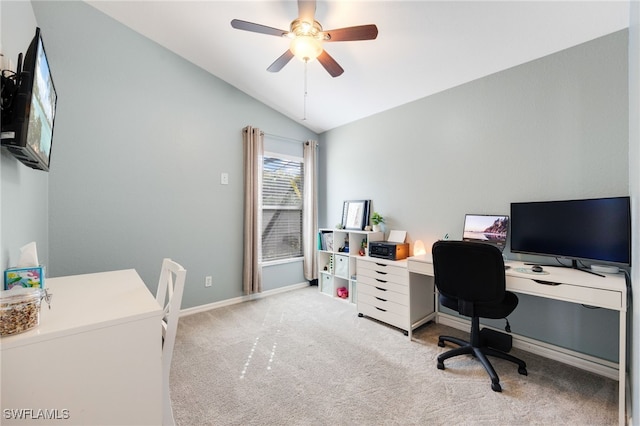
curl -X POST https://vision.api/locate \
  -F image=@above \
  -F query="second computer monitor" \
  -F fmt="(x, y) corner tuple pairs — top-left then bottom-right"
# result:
(462, 214), (509, 251)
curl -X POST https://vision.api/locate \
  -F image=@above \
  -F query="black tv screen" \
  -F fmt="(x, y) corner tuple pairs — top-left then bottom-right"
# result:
(1, 27), (57, 171)
(510, 196), (631, 266)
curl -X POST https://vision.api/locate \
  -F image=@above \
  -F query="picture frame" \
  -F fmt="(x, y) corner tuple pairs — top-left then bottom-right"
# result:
(341, 200), (370, 230)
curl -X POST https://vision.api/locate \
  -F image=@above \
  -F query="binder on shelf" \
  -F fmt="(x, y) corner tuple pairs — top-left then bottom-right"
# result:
(320, 231), (333, 252)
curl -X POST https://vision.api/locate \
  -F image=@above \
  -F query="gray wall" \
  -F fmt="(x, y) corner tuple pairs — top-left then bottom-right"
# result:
(27, 1), (316, 308)
(319, 30), (629, 362)
(1, 1), (49, 271)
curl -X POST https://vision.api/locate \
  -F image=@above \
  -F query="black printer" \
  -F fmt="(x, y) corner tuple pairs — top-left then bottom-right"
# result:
(369, 241), (409, 260)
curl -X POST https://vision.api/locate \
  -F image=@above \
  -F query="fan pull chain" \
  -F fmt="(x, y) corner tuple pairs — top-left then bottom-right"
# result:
(302, 60), (308, 121)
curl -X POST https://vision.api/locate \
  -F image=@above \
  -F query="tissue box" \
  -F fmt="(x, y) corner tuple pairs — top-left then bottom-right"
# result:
(4, 266), (45, 290)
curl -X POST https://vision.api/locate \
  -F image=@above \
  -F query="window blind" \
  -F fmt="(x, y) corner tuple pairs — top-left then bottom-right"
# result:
(262, 155), (304, 262)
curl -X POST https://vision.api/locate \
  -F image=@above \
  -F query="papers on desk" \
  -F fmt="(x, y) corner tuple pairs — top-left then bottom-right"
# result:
(387, 230), (406, 243)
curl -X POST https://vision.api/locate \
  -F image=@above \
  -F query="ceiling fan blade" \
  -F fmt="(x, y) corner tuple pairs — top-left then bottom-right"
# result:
(317, 50), (344, 78)
(324, 24), (379, 42)
(230, 19), (288, 37)
(297, 0), (316, 22)
(267, 50), (295, 73)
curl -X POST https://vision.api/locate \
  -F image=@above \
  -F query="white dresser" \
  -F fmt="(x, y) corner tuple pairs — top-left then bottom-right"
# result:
(1, 269), (163, 425)
(356, 257), (435, 339)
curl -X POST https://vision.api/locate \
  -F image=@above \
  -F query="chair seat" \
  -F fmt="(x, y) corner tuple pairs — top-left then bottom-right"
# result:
(439, 291), (518, 319)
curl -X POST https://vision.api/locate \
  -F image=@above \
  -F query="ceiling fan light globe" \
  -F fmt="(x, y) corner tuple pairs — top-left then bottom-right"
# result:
(299, 21), (313, 34)
(290, 35), (323, 62)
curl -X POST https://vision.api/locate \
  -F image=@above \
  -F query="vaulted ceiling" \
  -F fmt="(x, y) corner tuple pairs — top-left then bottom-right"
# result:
(85, 1), (630, 133)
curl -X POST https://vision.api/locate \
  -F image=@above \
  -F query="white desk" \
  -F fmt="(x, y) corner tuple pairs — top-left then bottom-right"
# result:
(407, 254), (628, 426)
(1, 269), (163, 425)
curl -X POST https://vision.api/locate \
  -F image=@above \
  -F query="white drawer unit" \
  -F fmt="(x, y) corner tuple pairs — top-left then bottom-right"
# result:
(358, 278), (409, 305)
(356, 257), (436, 339)
(357, 298), (407, 330)
(358, 260), (409, 283)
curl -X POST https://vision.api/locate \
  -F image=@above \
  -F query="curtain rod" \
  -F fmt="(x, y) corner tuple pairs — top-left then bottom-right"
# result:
(264, 132), (309, 144)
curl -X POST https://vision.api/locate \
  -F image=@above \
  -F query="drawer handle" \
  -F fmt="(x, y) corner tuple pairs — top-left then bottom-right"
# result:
(375, 297), (387, 302)
(534, 279), (560, 286)
(375, 270), (388, 275)
(375, 286), (387, 291)
(375, 263), (387, 267)
(375, 307), (387, 312)
(375, 279), (388, 284)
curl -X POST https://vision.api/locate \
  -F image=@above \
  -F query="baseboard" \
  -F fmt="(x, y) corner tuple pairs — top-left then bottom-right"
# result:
(179, 282), (310, 317)
(437, 313), (619, 381)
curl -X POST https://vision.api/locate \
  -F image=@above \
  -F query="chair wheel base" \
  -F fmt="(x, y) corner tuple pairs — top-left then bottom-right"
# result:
(491, 382), (502, 392)
(518, 367), (528, 376)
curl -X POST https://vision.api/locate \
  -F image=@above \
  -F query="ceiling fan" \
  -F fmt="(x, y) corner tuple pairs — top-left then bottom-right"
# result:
(230, 0), (378, 77)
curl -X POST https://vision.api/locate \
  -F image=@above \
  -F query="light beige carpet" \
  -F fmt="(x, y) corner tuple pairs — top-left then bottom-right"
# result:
(170, 286), (617, 425)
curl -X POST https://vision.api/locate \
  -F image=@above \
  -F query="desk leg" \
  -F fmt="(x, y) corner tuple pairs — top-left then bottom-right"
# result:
(618, 310), (626, 426)
(407, 273), (437, 341)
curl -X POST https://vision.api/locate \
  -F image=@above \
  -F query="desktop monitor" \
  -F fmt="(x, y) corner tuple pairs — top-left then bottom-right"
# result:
(510, 196), (631, 266)
(462, 214), (509, 251)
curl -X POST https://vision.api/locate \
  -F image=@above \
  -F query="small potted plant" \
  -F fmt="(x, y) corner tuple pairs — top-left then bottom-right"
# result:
(371, 212), (384, 232)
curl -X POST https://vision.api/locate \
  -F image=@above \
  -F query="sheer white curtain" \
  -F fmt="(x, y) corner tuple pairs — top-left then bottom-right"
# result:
(242, 126), (263, 294)
(303, 140), (318, 282)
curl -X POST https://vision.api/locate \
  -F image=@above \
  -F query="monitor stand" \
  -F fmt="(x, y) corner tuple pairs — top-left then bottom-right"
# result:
(569, 259), (606, 277)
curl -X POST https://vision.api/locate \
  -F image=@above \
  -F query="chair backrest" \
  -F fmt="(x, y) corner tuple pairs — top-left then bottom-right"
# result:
(156, 258), (187, 369)
(432, 240), (506, 305)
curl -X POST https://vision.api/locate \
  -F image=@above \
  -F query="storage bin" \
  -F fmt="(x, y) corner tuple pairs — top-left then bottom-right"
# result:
(334, 255), (349, 279)
(320, 273), (334, 296)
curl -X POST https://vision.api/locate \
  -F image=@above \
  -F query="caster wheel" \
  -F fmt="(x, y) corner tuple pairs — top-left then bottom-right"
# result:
(491, 382), (502, 392)
(403, 330), (409, 336)
(437, 361), (445, 370)
(518, 367), (528, 376)
(358, 313), (364, 317)
(438, 340), (445, 347)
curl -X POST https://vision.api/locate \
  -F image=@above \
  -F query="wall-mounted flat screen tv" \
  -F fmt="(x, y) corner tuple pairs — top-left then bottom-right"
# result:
(510, 196), (631, 266)
(1, 27), (57, 171)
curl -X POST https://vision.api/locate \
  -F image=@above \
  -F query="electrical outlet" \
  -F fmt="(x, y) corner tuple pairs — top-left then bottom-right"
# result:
(205, 276), (212, 287)
(220, 172), (229, 185)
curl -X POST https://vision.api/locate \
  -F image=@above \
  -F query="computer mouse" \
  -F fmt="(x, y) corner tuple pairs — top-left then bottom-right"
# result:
(531, 265), (544, 273)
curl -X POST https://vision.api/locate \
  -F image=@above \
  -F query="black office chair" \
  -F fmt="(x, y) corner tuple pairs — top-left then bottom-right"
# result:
(432, 240), (527, 392)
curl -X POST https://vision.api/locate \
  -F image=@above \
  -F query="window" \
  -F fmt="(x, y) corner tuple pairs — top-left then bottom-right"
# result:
(262, 153), (304, 262)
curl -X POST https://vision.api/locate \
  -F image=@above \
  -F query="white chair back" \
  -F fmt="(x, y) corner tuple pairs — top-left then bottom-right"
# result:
(156, 258), (186, 426)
